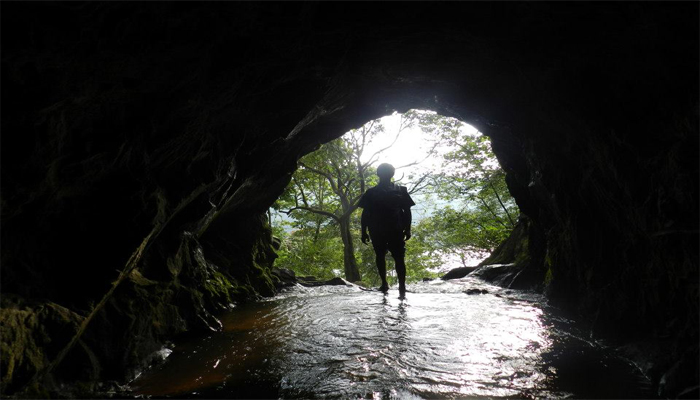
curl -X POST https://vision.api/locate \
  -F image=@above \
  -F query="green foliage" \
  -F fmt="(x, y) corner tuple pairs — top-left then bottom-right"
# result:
(272, 110), (519, 283)
(274, 225), (344, 280)
(404, 222), (443, 280)
(428, 123), (519, 259)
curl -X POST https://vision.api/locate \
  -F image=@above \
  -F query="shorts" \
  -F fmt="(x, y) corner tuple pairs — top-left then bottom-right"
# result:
(369, 229), (406, 258)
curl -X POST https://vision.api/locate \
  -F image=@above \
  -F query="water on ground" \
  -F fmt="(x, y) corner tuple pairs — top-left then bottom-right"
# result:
(130, 277), (651, 399)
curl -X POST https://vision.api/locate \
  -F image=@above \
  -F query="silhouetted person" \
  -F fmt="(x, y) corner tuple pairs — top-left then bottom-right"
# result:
(358, 163), (416, 295)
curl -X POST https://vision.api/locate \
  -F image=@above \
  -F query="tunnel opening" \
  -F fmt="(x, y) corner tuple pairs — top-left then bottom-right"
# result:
(270, 109), (522, 288)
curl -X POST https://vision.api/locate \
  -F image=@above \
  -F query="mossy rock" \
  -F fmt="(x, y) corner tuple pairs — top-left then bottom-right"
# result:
(0, 298), (96, 396)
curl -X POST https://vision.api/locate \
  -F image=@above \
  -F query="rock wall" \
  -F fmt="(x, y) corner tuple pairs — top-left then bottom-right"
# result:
(2, 2), (697, 397)
(474, 215), (547, 291)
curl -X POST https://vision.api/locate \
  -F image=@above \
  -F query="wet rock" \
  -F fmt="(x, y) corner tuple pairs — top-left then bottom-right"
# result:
(297, 276), (322, 287)
(94, 380), (132, 399)
(297, 276), (351, 287)
(464, 288), (488, 295)
(440, 266), (478, 280)
(324, 277), (351, 286)
(470, 263), (522, 287)
(655, 345), (700, 399)
(0, 297), (98, 396)
(272, 268), (352, 287)
(477, 216), (546, 291)
(271, 268), (296, 289)
(677, 386), (700, 400)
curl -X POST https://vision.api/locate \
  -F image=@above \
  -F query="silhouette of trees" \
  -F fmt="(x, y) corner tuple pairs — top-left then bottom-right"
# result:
(276, 113), (423, 281)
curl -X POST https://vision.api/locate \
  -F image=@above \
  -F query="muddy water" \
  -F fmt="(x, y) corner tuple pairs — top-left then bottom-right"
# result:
(130, 277), (651, 399)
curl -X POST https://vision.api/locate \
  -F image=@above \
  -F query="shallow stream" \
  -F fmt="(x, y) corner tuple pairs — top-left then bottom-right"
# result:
(130, 277), (651, 399)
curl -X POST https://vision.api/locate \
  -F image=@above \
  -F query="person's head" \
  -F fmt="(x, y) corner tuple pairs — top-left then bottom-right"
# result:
(376, 163), (395, 180)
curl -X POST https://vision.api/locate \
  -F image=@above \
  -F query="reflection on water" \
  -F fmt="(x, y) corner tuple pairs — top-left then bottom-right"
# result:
(130, 277), (650, 399)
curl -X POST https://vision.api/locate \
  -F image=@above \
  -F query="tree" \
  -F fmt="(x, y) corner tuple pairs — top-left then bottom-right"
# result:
(276, 114), (423, 281)
(438, 127), (516, 223)
(272, 110), (518, 281)
(271, 218), (345, 280)
(425, 124), (519, 263)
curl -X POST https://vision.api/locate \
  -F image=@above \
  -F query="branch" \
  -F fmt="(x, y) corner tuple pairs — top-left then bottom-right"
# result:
(350, 193), (364, 205)
(364, 122), (403, 165)
(340, 203), (359, 221)
(477, 196), (509, 229)
(346, 178), (356, 193)
(464, 215), (490, 232)
(407, 172), (431, 195)
(394, 140), (440, 170)
(315, 175), (325, 208)
(354, 152), (369, 196)
(356, 119), (376, 159)
(292, 176), (309, 207)
(283, 206), (340, 222)
(328, 158), (345, 195)
(487, 178), (516, 227)
(299, 161), (338, 193)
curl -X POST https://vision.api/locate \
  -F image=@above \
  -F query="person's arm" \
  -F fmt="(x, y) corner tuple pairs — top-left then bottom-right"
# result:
(361, 208), (370, 244)
(402, 207), (412, 240)
(358, 191), (371, 244)
(400, 186), (415, 240)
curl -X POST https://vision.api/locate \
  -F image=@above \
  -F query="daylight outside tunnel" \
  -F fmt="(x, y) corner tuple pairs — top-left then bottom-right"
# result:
(270, 110), (519, 287)
(1, 2), (698, 399)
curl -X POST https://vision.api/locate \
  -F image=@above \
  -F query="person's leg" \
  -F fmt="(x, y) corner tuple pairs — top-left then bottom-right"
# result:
(394, 255), (407, 294)
(388, 233), (407, 294)
(376, 251), (389, 291)
(371, 233), (389, 291)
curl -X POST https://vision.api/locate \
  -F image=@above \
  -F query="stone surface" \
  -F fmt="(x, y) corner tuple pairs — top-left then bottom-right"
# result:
(0, 297), (97, 396)
(440, 266), (478, 281)
(470, 264), (522, 288)
(271, 267), (297, 290)
(1, 2), (697, 396)
(296, 276), (351, 288)
(476, 215), (547, 290)
(324, 277), (351, 286)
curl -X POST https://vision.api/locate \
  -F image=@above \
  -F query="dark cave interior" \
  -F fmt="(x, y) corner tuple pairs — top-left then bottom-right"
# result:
(1, 2), (698, 398)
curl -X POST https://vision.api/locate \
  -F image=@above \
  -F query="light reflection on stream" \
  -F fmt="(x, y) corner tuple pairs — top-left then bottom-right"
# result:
(130, 277), (650, 399)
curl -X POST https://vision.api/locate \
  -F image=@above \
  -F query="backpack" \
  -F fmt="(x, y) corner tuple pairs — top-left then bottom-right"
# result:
(373, 185), (409, 211)
(368, 185), (410, 231)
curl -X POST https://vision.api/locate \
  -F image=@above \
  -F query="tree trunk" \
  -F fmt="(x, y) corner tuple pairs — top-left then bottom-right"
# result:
(339, 217), (361, 282)
(313, 218), (321, 243)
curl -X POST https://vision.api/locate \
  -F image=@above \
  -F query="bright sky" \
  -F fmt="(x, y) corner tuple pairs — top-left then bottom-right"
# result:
(273, 110), (492, 267)
(357, 111), (493, 267)
(358, 110), (479, 222)
(360, 111), (480, 178)
(371, 112), (496, 267)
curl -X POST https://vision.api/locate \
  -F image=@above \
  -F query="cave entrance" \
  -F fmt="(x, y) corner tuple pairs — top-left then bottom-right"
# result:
(270, 110), (519, 287)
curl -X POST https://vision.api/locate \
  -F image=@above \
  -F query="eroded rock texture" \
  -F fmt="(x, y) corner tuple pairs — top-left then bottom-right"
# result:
(2, 2), (697, 397)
